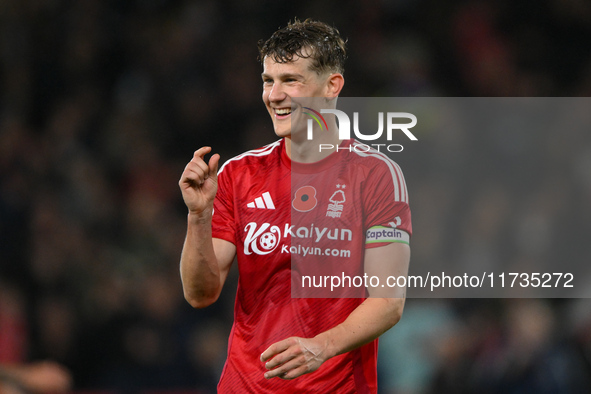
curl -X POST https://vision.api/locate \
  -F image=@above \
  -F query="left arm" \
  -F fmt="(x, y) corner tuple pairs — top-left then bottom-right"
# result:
(261, 242), (410, 380)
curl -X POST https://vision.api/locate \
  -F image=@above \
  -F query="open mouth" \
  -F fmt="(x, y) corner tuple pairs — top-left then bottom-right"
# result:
(274, 107), (292, 118)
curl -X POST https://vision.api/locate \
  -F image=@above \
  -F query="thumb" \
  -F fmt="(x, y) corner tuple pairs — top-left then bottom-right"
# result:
(209, 153), (220, 179)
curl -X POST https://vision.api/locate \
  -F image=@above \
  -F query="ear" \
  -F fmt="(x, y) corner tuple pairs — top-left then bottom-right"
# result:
(325, 73), (345, 98)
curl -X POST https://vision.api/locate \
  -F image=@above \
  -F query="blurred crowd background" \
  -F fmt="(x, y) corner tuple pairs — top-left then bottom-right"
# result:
(1, 0), (591, 393)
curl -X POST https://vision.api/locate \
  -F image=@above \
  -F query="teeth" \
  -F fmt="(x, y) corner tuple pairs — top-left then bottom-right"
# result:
(275, 108), (291, 115)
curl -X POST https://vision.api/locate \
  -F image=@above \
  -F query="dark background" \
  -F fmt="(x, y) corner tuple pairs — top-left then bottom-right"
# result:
(1, 0), (591, 393)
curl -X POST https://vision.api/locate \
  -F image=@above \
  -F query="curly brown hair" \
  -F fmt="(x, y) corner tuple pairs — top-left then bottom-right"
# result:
(258, 19), (347, 75)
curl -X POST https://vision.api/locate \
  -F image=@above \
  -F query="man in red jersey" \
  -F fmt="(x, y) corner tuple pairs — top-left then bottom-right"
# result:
(179, 19), (411, 393)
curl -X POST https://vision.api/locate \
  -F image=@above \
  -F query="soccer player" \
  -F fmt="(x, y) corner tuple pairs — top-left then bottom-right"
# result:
(179, 19), (411, 393)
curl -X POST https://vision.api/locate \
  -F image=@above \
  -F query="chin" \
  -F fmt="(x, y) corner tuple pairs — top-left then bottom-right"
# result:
(273, 126), (292, 138)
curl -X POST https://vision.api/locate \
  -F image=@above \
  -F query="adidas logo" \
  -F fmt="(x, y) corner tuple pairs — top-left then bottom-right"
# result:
(247, 191), (275, 209)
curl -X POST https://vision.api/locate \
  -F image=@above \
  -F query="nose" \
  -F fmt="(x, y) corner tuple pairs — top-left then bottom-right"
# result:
(268, 82), (287, 103)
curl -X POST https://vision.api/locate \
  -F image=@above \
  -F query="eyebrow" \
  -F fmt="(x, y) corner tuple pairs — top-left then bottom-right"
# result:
(261, 72), (304, 80)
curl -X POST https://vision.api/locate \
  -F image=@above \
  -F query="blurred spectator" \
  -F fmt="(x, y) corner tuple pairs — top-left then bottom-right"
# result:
(0, 282), (72, 394)
(0, 361), (72, 394)
(378, 300), (457, 394)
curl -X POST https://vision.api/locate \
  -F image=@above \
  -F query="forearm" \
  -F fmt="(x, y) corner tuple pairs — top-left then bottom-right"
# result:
(180, 210), (221, 308)
(315, 243), (410, 357)
(316, 297), (405, 359)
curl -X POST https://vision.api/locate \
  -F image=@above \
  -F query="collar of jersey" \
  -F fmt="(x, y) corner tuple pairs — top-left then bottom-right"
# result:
(280, 138), (352, 174)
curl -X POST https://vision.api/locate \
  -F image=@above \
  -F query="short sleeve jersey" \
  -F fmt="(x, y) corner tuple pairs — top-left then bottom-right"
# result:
(212, 139), (411, 393)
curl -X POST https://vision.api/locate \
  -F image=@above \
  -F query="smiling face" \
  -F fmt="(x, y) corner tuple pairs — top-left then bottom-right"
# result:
(262, 54), (332, 138)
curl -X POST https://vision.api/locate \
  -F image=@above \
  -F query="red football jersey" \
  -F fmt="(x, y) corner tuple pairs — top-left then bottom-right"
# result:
(212, 139), (411, 393)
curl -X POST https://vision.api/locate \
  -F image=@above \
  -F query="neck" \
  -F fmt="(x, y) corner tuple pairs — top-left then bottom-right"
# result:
(284, 117), (340, 163)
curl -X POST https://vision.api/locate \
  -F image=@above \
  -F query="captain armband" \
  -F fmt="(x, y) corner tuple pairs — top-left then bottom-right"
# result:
(365, 226), (410, 245)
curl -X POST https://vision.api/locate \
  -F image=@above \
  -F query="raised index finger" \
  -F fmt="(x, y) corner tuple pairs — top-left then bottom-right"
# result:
(190, 147), (214, 178)
(193, 146), (212, 160)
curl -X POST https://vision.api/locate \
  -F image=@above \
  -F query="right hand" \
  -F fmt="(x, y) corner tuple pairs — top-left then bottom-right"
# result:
(179, 147), (220, 215)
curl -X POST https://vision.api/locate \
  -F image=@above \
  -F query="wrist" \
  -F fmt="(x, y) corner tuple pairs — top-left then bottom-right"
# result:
(187, 209), (213, 224)
(314, 327), (343, 361)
